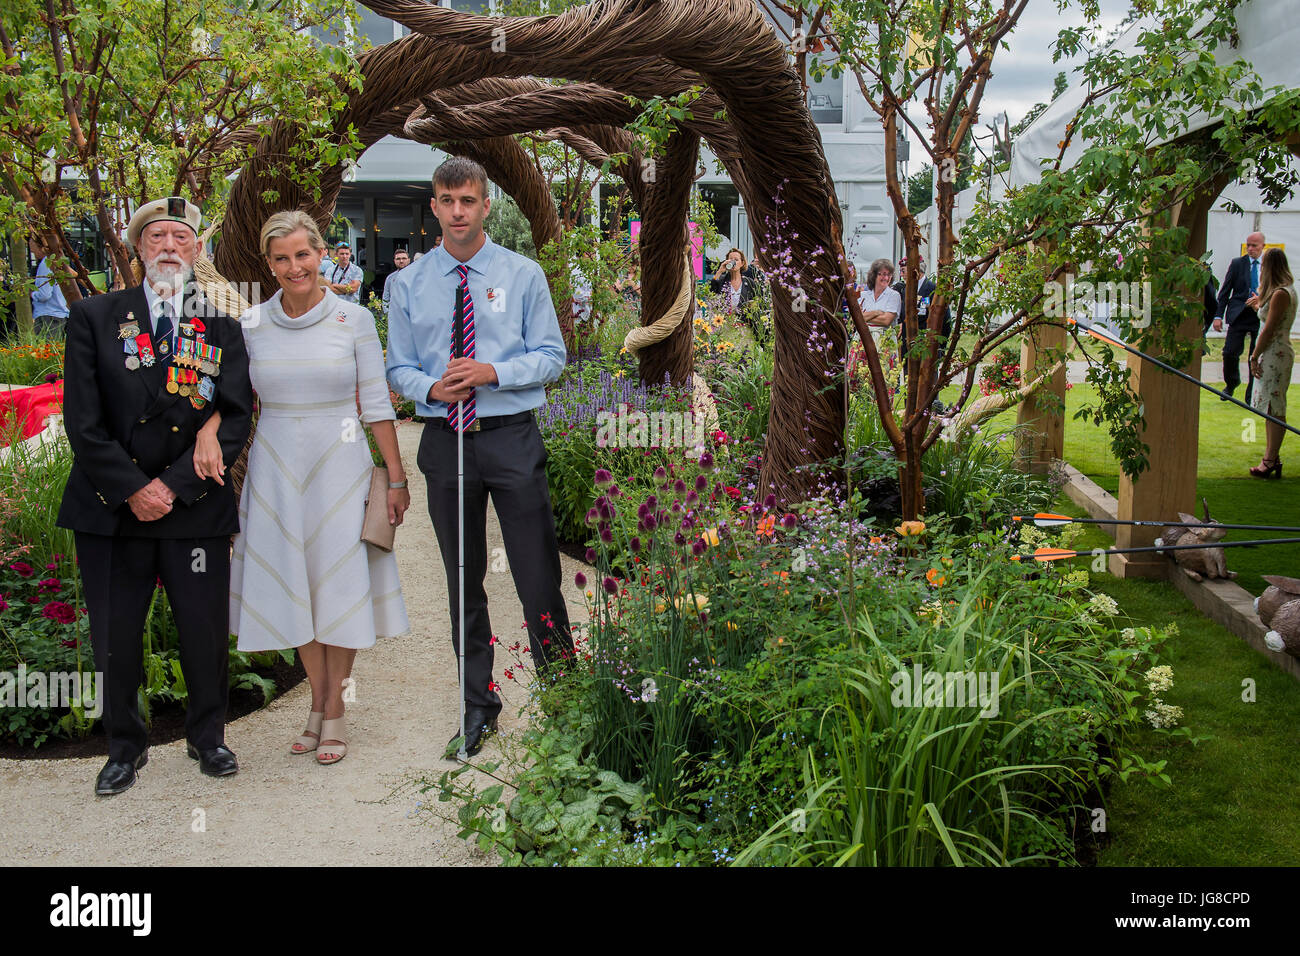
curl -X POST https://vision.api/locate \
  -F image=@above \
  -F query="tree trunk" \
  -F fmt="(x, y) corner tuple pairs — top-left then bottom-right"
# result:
(8, 231), (33, 337)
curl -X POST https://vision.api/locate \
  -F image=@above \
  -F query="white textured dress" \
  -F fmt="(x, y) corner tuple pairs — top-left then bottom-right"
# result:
(231, 290), (409, 650)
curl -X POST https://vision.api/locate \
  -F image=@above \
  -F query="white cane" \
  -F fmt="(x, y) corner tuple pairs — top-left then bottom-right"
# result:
(452, 292), (469, 762)
(456, 394), (468, 762)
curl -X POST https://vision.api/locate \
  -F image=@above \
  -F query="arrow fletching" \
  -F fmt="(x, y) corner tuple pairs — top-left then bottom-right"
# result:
(1030, 513), (1073, 528)
(1012, 548), (1079, 562)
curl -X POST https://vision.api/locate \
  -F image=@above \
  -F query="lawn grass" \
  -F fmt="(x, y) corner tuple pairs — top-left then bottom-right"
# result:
(923, 375), (1300, 864)
(1046, 506), (1300, 866)
(934, 381), (1300, 596)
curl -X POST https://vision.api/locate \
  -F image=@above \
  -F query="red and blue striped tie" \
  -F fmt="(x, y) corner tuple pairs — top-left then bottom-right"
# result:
(447, 264), (476, 432)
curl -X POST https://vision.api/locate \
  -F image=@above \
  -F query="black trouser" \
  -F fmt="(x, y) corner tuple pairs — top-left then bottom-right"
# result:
(418, 415), (573, 717)
(1222, 321), (1259, 400)
(74, 532), (232, 762)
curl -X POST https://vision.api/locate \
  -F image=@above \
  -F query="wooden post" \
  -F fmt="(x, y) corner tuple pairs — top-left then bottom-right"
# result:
(1017, 240), (1067, 472)
(1111, 185), (1222, 577)
(1016, 320), (1068, 472)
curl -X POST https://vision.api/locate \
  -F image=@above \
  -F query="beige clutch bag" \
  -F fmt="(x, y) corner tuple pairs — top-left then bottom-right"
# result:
(362, 466), (395, 552)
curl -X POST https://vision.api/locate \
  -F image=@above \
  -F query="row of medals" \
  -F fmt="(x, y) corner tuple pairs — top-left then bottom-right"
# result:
(118, 314), (220, 407)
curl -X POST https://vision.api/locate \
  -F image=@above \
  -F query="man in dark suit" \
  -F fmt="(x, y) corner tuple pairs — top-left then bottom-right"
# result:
(56, 197), (253, 796)
(1214, 231), (1266, 402)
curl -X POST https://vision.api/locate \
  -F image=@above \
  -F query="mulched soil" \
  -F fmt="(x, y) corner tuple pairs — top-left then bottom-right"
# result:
(0, 655), (305, 761)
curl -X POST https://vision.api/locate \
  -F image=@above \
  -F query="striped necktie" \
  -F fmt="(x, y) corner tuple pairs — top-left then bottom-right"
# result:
(446, 264), (476, 432)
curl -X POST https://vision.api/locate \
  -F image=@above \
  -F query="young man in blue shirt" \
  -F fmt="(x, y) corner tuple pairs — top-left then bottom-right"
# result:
(386, 157), (572, 757)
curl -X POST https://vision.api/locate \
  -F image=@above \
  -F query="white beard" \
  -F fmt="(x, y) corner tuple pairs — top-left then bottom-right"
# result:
(144, 254), (194, 296)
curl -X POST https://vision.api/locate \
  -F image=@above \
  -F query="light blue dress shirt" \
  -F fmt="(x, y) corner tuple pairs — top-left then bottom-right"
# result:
(385, 235), (566, 419)
(319, 257), (365, 304)
(31, 256), (69, 319)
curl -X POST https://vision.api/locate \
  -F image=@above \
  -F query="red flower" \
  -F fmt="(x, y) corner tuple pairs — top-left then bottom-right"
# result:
(38, 577), (62, 593)
(488, 680), (501, 693)
(489, 634), (499, 645)
(0, 596), (8, 612)
(723, 486), (742, 500)
(42, 601), (77, 624)
(9, 562), (34, 578)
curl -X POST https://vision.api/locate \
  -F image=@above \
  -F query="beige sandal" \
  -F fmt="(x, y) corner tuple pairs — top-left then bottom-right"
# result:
(291, 711), (324, 755)
(316, 717), (348, 765)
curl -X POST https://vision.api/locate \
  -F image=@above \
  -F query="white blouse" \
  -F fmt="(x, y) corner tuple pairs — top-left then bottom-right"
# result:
(860, 286), (902, 324)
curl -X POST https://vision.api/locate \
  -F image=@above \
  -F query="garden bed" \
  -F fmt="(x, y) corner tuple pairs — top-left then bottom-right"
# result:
(0, 653), (304, 760)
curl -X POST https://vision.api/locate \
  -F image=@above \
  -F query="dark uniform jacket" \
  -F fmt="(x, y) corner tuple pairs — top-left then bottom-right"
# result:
(1216, 254), (1261, 331)
(56, 283), (253, 538)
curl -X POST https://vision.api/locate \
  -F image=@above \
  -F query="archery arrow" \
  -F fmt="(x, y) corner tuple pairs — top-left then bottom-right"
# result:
(1017, 513), (1300, 533)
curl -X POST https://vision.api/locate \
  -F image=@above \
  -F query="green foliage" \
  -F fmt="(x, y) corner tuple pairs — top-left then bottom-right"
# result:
(622, 87), (706, 158)
(0, 0), (362, 309)
(488, 194), (538, 260)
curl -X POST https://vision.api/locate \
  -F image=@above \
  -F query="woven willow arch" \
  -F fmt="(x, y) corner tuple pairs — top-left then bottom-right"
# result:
(216, 0), (848, 502)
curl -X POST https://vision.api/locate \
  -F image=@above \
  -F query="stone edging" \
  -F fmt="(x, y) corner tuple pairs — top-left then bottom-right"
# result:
(1058, 462), (1300, 682)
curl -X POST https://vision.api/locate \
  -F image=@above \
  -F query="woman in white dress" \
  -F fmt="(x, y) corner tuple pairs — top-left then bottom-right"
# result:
(1247, 247), (1297, 478)
(194, 211), (410, 764)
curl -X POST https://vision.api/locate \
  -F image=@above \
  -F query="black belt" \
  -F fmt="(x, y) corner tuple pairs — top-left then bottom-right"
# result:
(430, 410), (533, 433)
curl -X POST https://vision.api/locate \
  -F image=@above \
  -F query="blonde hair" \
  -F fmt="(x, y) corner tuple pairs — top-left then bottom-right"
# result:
(259, 211), (326, 258)
(1259, 247), (1293, 307)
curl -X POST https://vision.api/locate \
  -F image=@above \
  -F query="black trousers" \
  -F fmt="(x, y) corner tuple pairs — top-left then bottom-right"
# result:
(1222, 321), (1258, 401)
(75, 532), (232, 762)
(419, 416), (573, 717)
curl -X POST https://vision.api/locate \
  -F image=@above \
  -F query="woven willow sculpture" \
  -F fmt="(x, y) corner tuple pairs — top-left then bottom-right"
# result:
(215, 0), (850, 502)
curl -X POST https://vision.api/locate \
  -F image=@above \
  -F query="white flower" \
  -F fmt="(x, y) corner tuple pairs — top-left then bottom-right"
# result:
(1089, 593), (1120, 617)
(1144, 701), (1183, 729)
(1120, 627), (1139, 645)
(1145, 665), (1174, 694)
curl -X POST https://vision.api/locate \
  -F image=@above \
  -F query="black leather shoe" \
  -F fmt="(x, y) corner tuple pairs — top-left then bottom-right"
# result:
(446, 707), (498, 758)
(186, 743), (239, 777)
(95, 751), (148, 796)
(1220, 384), (1235, 401)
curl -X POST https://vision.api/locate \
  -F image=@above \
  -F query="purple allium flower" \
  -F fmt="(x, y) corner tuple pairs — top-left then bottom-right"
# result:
(653, 466), (668, 486)
(691, 539), (706, 556)
(781, 513), (797, 529)
(644, 514), (657, 530)
(695, 475), (708, 492)
(698, 452), (714, 472)
(763, 493), (777, 509)
(602, 576), (618, 595)
(594, 468), (612, 488)
(585, 547), (597, 563)
(645, 494), (658, 511)
(600, 527), (614, 544)
(674, 478), (687, 493)
(630, 537), (641, 553)
(585, 508), (599, 527)
(674, 531), (687, 546)
(575, 572), (587, 588)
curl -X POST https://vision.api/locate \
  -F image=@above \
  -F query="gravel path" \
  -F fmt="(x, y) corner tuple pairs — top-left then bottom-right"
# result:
(0, 421), (588, 866)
